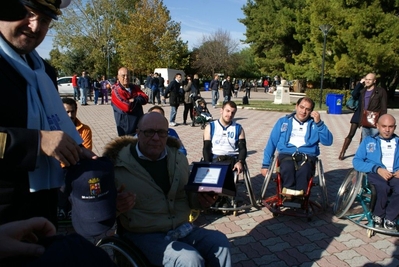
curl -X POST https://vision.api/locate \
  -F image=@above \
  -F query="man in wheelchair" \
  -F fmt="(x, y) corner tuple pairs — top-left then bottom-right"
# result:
(260, 97), (333, 197)
(353, 114), (399, 230)
(103, 112), (231, 267)
(202, 101), (247, 207)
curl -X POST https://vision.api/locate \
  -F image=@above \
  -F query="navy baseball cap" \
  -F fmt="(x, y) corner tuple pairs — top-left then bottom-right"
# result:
(20, 0), (71, 20)
(65, 157), (117, 237)
(1, 1), (27, 21)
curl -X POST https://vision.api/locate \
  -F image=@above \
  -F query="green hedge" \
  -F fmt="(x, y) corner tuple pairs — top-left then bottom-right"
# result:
(306, 89), (351, 105)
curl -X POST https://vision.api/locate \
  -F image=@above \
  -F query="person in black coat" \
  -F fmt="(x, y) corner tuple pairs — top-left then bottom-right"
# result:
(0, 0), (95, 228)
(338, 78), (364, 160)
(164, 73), (183, 126)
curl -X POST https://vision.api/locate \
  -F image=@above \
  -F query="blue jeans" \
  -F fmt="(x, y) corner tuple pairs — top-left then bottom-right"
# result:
(361, 127), (378, 140)
(73, 86), (80, 100)
(94, 89), (99, 104)
(80, 87), (89, 105)
(170, 105), (178, 123)
(211, 90), (219, 107)
(124, 227), (231, 267)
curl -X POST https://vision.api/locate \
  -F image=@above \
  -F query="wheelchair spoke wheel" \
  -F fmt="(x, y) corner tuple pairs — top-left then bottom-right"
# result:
(316, 159), (328, 210)
(96, 236), (150, 267)
(333, 169), (363, 218)
(260, 156), (277, 200)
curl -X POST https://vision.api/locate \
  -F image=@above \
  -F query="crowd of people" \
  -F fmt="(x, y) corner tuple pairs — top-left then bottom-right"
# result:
(0, 0), (398, 266)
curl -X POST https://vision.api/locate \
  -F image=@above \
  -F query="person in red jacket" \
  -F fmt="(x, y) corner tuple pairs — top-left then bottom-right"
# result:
(111, 67), (149, 136)
(71, 72), (79, 101)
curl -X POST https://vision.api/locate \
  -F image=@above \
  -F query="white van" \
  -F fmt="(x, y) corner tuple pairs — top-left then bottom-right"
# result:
(154, 68), (186, 87)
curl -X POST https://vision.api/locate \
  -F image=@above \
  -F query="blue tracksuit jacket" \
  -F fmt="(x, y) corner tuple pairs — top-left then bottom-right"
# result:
(262, 112), (333, 168)
(353, 134), (399, 173)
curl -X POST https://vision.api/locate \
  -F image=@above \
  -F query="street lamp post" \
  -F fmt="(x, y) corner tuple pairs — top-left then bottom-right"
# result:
(319, 24), (332, 109)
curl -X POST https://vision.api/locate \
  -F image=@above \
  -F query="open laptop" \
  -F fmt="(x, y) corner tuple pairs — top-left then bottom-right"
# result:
(185, 161), (236, 196)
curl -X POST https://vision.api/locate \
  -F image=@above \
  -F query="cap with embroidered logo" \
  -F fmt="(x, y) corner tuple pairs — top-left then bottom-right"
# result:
(65, 157), (117, 237)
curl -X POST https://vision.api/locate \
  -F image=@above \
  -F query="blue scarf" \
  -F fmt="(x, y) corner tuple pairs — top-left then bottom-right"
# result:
(0, 37), (83, 192)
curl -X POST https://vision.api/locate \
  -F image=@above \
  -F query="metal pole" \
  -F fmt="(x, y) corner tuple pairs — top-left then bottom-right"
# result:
(319, 34), (327, 109)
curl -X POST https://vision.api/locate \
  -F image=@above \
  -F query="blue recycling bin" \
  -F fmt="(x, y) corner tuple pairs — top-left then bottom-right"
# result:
(326, 93), (344, 114)
(204, 82), (210, 91)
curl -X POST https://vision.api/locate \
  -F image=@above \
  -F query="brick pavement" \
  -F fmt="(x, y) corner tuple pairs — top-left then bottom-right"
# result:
(64, 90), (399, 267)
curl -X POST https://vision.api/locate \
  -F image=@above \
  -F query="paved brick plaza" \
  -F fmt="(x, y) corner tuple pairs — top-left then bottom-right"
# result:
(66, 90), (399, 267)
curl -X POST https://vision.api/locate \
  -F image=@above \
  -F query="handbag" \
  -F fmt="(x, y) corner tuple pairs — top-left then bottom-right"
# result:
(346, 94), (358, 111)
(361, 110), (380, 128)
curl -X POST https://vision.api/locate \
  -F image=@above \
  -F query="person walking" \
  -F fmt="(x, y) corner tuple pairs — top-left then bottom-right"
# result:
(100, 75), (110, 105)
(72, 72), (79, 101)
(182, 75), (194, 125)
(164, 73), (183, 126)
(357, 73), (388, 140)
(210, 74), (220, 108)
(93, 76), (101, 105)
(78, 71), (90, 106)
(158, 73), (166, 105)
(111, 67), (149, 136)
(222, 76), (234, 103)
(338, 77), (364, 160)
(150, 72), (161, 105)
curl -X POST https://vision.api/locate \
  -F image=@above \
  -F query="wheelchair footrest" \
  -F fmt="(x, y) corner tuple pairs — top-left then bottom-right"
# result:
(283, 201), (302, 209)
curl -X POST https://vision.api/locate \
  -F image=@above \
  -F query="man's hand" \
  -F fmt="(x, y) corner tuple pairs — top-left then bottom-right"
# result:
(377, 167), (393, 181)
(260, 168), (269, 177)
(0, 217), (56, 260)
(116, 185), (136, 213)
(393, 170), (399, 178)
(233, 161), (243, 173)
(197, 192), (218, 209)
(40, 130), (81, 167)
(79, 147), (98, 160)
(310, 111), (321, 123)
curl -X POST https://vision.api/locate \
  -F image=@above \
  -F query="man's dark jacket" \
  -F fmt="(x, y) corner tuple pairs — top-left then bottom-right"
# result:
(0, 54), (59, 226)
(165, 79), (181, 107)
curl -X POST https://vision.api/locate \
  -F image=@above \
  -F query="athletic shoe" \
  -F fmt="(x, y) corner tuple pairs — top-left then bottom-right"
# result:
(384, 219), (396, 230)
(372, 215), (383, 228)
(169, 122), (176, 127)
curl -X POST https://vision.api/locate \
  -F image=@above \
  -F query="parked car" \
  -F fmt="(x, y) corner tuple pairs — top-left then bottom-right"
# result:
(57, 76), (73, 95)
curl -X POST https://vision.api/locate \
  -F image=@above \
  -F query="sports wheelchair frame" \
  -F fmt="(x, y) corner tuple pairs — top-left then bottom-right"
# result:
(259, 155), (328, 220)
(209, 161), (260, 216)
(333, 169), (399, 238)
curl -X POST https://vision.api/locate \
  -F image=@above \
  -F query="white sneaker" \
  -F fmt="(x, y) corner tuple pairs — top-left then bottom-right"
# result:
(169, 122), (176, 127)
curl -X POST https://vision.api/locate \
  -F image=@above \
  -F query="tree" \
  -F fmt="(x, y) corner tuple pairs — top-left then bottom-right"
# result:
(50, 0), (189, 79)
(192, 29), (240, 77)
(114, 0), (189, 74)
(241, 0), (399, 100)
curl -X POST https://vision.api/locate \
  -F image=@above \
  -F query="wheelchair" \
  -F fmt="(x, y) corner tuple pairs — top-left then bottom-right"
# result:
(333, 168), (399, 237)
(208, 160), (260, 216)
(259, 154), (328, 220)
(96, 220), (153, 267)
(96, 235), (152, 267)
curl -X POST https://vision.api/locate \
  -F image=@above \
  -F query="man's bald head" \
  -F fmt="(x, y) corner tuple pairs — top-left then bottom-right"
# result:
(377, 114), (396, 139)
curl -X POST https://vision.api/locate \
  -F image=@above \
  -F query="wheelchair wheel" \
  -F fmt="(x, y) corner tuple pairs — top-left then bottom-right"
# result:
(333, 168), (363, 218)
(316, 159), (328, 210)
(96, 236), (151, 267)
(260, 156), (277, 201)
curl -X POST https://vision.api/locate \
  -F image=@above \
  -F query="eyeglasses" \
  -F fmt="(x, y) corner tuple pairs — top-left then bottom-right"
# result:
(140, 129), (168, 138)
(26, 8), (52, 28)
